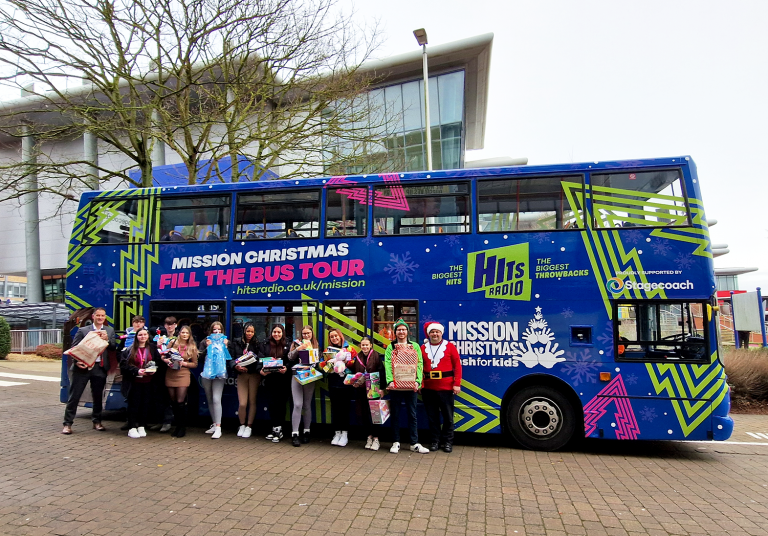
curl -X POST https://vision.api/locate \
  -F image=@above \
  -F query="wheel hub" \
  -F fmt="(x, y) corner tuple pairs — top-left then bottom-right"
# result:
(519, 397), (562, 439)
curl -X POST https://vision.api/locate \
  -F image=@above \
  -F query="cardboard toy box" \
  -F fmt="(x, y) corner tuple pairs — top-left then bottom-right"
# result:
(369, 399), (390, 424)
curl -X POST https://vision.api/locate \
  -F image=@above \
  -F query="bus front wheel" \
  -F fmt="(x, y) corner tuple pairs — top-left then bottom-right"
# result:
(506, 385), (576, 451)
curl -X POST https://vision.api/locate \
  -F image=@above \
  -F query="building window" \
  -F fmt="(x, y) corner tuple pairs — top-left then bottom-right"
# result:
(324, 70), (465, 175)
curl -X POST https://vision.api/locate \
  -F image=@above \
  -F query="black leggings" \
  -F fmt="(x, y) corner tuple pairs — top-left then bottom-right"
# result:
(127, 382), (151, 428)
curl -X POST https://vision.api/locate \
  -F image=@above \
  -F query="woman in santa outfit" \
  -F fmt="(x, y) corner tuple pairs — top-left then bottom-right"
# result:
(421, 321), (462, 453)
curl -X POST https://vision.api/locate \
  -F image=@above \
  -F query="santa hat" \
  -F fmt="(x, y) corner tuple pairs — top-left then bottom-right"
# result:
(424, 321), (445, 336)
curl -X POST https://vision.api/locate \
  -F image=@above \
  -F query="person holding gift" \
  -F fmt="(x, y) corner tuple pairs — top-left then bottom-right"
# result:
(163, 325), (199, 438)
(325, 328), (357, 447)
(62, 307), (116, 435)
(351, 336), (386, 451)
(287, 325), (320, 447)
(384, 318), (429, 454)
(229, 322), (261, 439)
(199, 321), (232, 439)
(120, 328), (162, 438)
(421, 321), (462, 453)
(259, 324), (291, 443)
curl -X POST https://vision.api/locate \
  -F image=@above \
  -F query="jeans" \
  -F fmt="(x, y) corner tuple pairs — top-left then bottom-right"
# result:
(422, 389), (455, 444)
(389, 390), (418, 445)
(63, 365), (107, 426)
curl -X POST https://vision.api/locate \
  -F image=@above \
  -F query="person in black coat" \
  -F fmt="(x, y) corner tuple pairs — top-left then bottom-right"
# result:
(258, 324), (291, 443)
(228, 322), (262, 439)
(119, 328), (162, 438)
(350, 336), (387, 451)
(62, 307), (116, 435)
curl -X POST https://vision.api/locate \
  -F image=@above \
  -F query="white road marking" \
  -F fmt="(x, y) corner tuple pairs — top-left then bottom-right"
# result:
(746, 432), (768, 440)
(682, 440), (768, 446)
(0, 372), (59, 382)
(0, 380), (29, 387)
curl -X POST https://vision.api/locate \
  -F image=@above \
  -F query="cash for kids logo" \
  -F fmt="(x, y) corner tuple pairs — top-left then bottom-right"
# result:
(467, 243), (531, 301)
(449, 306), (565, 369)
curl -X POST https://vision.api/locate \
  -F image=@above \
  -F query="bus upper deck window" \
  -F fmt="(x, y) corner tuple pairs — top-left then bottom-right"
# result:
(83, 198), (148, 244)
(591, 169), (689, 229)
(326, 187), (368, 238)
(236, 191), (320, 240)
(372, 182), (470, 236)
(478, 175), (583, 233)
(158, 196), (230, 242)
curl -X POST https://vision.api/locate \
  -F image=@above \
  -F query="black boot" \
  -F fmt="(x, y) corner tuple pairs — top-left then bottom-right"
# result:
(172, 403), (187, 438)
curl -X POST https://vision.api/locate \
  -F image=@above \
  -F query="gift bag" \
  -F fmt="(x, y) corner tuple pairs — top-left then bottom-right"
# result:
(65, 330), (109, 368)
(391, 343), (419, 390)
(369, 399), (390, 424)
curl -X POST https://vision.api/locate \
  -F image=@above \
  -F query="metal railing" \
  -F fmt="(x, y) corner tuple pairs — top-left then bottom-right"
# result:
(10, 329), (62, 354)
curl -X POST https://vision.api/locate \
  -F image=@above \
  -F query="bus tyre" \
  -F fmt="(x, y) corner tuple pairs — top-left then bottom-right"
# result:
(506, 385), (576, 451)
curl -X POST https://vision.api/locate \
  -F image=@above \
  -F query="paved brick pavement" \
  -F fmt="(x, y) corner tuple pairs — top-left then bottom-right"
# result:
(1, 360), (768, 536)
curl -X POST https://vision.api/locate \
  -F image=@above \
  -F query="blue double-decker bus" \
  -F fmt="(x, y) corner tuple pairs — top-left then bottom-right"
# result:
(61, 156), (733, 450)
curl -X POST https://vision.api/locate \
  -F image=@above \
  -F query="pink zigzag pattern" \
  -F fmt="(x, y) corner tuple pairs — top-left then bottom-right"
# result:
(583, 375), (640, 440)
(326, 174), (409, 212)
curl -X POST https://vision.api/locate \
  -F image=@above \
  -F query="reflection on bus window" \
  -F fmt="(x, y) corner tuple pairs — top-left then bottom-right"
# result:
(373, 183), (470, 235)
(159, 196), (230, 242)
(236, 191), (320, 240)
(325, 188), (368, 237)
(478, 176), (583, 232)
(615, 302), (707, 362)
(84, 199), (147, 244)
(231, 302), (317, 342)
(373, 300), (418, 341)
(591, 169), (689, 228)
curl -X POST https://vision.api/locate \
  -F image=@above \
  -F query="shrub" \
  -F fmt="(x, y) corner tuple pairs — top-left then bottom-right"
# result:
(0, 317), (9, 359)
(36, 343), (64, 359)
(723, 348), (768, 401)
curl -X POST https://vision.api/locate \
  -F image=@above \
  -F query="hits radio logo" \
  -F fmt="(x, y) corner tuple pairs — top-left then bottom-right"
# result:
(467, 243), (531, 301)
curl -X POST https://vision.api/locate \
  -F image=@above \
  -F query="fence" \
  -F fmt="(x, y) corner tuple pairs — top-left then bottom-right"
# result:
(10, 329), (62, 354)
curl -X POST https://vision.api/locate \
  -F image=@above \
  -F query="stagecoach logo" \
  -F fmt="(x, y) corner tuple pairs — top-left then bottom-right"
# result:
(467, 243), (531, 301)
(606, 277), (694, 295)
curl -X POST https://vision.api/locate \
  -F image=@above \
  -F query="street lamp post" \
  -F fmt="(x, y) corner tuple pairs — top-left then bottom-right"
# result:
(413, 28), (432, 171)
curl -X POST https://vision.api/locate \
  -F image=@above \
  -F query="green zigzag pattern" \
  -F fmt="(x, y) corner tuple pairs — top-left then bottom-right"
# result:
(645, 352), (728, 437)
(454, 381), (501, 433)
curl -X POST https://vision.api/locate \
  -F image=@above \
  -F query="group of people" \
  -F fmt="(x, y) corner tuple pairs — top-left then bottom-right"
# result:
(61, 309), (462, 454)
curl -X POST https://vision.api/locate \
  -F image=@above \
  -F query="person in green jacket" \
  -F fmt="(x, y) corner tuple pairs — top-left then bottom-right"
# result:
(384, 318), (429, 454)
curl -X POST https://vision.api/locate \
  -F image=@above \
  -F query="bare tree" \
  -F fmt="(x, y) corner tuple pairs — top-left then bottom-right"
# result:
(0, 0), (394, 206)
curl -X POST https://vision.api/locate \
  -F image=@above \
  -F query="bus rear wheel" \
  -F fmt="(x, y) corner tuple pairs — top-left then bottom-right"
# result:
(506, 385), (576, 451)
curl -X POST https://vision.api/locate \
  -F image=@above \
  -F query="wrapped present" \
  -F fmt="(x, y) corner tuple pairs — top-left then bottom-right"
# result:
(391, 343), (419, 390)
(261, 358), (284, 371)
(298, 348), (319, 365)
(366, 372), (382, 399)
(369, 399), (390, 424)
(343, 372), (364, 386)
(235, 351), (257, 367)
(64, 330), (109, 368)
(294, 367), (322, 385)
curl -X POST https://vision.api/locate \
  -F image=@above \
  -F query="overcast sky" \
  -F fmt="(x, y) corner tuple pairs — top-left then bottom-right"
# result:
(353, 0), (768, 291)
(2, 1), (766, 291)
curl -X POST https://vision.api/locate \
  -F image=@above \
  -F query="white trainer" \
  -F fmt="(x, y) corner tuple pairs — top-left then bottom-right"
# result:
(410, 443), (429, 454)
(338, 431), (348, 447)
(237, 425), (246, 437)
(331, 431), (342, 446)
(128, 428), (140, 439)
(364, 436), (374, 449)
(212, 426), (222, 439)
(390, 441), (400, 453)
(137, 427), (147, 437)
(242, 426), (252, 438)
(370, 438), (380, 451)
(205, 424), (216, 434)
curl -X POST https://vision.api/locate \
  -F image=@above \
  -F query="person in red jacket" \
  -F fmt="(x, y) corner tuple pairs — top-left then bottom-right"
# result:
(421, 321), (462, 453)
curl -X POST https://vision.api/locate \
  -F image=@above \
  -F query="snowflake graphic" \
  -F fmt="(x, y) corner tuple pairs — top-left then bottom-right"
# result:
(90, 273), (113, 301)
(488, 373), (501, 384)
(535, 232), (552, 244)
(623, 230), (644, 245)
(491, 301), (509, 318)
(280, 239), (291, 247)
(159, 242), (188, 257)
(674, 253), (694, 270)
(650, 239), (672, 256)
(596, 321), (614, 358)
(362, 236), (375, 246)
(561, 349), (599, 386)
(444, 235), (460, 247)
(561, 307), (574, 319)
(639, 406), (657, 422)
(421, 314), (434, 324)
(79, 249), (101, 264)
(353, 292), (364, 299)
(625, 373), (638, 386)
(383, 251), (419, 283)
